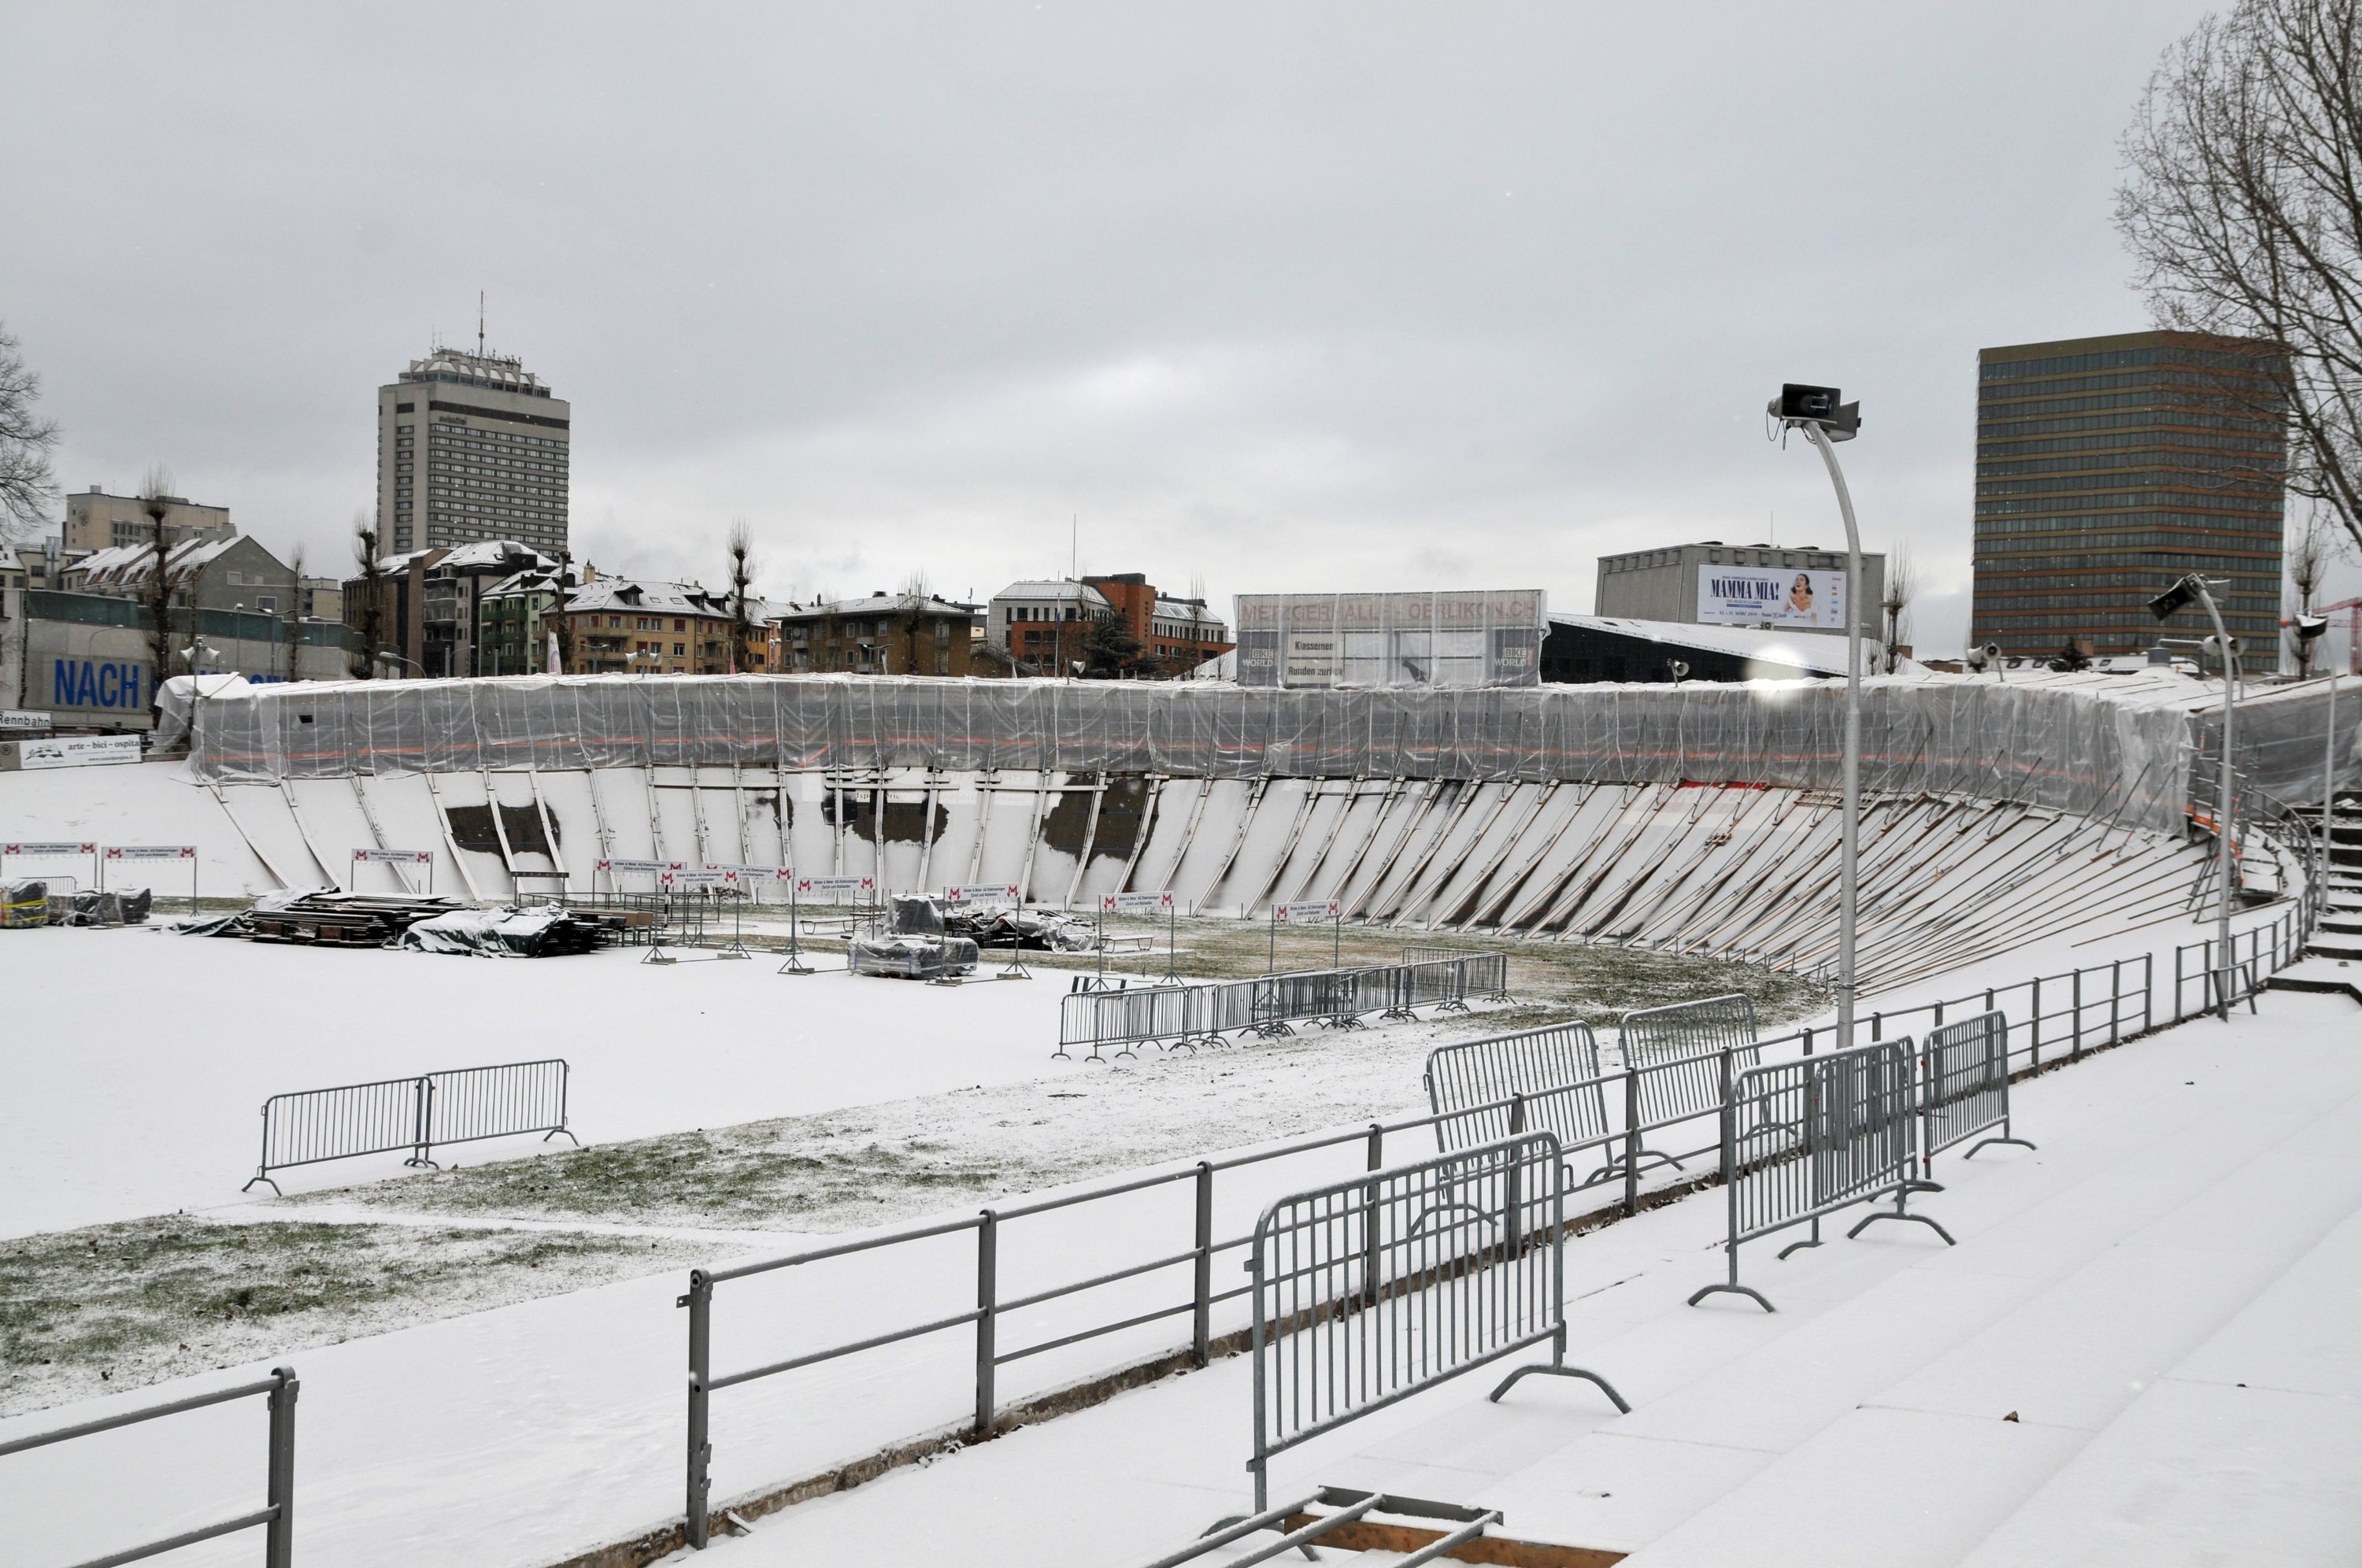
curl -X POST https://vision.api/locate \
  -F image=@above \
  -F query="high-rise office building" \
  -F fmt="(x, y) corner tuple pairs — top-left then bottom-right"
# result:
(376, 346), (571, 558)
(1970, 330), (2286, 670)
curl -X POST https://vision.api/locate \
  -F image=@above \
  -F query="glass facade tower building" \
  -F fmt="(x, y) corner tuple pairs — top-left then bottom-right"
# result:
(1970, 330), (2286, 671)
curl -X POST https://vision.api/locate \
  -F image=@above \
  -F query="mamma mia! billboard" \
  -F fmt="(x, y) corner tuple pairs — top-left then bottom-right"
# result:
(1695, 565), (1847, 631)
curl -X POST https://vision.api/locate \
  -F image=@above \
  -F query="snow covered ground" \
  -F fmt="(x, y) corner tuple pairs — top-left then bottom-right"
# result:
(6, 969), (2353, 1567)
(0, 928), (1082, 1237)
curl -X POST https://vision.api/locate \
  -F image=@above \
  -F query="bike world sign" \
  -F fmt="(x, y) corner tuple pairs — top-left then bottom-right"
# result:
(1696, 565), (1846, 631)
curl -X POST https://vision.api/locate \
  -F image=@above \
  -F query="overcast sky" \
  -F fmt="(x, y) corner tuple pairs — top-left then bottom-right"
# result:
(8, 1), (2349, 652)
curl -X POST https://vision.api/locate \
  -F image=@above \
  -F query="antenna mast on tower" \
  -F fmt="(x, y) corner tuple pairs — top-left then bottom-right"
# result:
(478, 291), (486, 357)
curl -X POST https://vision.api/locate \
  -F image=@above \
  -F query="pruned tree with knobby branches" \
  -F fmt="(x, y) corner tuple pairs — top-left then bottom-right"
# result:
(726, 520), (758, 674)
(352, 512), (385, 679)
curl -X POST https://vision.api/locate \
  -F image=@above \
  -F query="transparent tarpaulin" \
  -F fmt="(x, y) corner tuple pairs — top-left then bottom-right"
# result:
(185, 671), (2234, 832)
(1233, 590), (1546, 688)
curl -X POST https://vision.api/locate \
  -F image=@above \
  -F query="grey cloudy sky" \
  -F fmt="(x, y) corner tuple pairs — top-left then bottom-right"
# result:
(14, 0), (2334, 651)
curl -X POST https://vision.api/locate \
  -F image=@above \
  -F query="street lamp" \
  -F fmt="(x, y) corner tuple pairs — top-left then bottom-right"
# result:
(1766, 383), (1865, 1050)
(2291, 612), (2339, 876)
(2149, 574), (2239, 1019)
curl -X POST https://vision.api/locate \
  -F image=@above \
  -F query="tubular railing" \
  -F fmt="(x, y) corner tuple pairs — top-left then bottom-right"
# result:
(676, 906), (2322, 1548)
(1056, 954), (1504, 1062)
(244, 1059), (576, 1195)
(0, 1366), (298, 1568)
(1244, 1133), (1625, 1513)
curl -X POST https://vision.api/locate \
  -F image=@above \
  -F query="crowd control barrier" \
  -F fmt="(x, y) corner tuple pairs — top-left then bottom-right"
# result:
(0, 1366), (298, 1568)
(1690, 1038), (1948, 1313)
(1055, 955), (1506, 1062)
(1918, 1011), (2037, 1168)
(1243, 1133), (1626, 1513)
(244, 1059), (576, 1194)
(1618, 993), (1760, 1167)
(677, 914), (2320, 1548)
(1423, 1023), (1611, 1174)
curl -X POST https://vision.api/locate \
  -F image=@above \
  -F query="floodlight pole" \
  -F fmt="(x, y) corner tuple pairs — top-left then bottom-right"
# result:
(1796, 421), (1864, 1053)
(2187, 578), (2238, 1020)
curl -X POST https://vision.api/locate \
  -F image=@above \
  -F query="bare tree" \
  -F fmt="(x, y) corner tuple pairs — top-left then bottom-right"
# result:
(352, 511), (385, 679)
(142, 471), (177, 719)
(1880, 546), (1916, 671)
(2117, 0), (2362, 556)
(0, 323), (61, 545)
(2286, 506), (2347, 671)
(283, 545), (305, 685)
(725, 520), (757, 674)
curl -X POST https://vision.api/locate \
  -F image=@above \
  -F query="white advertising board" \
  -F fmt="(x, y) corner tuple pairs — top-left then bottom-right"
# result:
(1275, 898), (1341, 923)
(944, 883), (1022, 906)
(595, 858), (670, 875)
(3, 841), (96, 858)
(1, 710), (53, 733)
(353, 849), (433, 866)
(1100, 890), (1174, 914)
(106, 845), (196, 862)
(798, 875), (876, 900)
(1695, 565), (1847, 630)
(12, 734), (141, 771)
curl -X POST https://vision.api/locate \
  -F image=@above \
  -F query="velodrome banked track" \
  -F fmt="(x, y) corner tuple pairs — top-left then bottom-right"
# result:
(41, 665), (2353, 989)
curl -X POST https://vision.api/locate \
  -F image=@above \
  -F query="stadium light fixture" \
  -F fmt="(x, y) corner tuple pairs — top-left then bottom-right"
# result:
(1767, 383), (1867, 1050)
(2150, 572), (2240, 1019)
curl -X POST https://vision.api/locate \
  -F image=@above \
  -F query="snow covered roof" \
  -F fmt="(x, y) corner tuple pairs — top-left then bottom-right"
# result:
(428, 540), (553, 573)
(68, 534), (243, 588)
(779, 593), (979, 621)
(992, 579), (1113, 611)
(565, 578), (729, 616)
(1152, 597), (1224, 625)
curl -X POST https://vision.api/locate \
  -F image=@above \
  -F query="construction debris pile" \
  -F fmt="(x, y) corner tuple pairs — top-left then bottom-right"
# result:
(0, 882), (153, 929)
(943, 903), (1096, 952)
(850, 894), (983, 981)
(181, 888), (609, 956)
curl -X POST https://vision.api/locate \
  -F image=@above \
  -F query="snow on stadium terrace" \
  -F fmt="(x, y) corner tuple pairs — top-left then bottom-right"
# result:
(0, 665), (2356, 1568)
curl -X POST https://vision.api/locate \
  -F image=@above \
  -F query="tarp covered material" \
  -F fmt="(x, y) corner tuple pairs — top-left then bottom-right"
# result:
(153, 672), (254, 751)
(397, 907), (579, 957)
(174, 668), (2358, 832)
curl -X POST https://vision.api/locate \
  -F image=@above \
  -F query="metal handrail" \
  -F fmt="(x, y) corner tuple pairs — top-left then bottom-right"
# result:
(1, 1366), (298, 1568)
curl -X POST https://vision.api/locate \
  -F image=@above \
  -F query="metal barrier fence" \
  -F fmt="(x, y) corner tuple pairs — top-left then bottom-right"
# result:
(677, 902), (2323, 1548)
(1245, 1133), (1625, 1513)
(1690, 1038), (1945, 1313)
(0, 1366), (298, 1568)
(1919, 1011), (2036, 1168)
(244, 1059), (576, 1195)
(1423, 1023), (1609, 1167)
(1400, 947), (1510, 1002)
(1620, 993), (1760, 1163)
(1056, 955), (1504, 1062)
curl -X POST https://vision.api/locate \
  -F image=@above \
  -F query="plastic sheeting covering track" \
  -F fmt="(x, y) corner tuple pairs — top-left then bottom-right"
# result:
(187, 671), (2287, 834)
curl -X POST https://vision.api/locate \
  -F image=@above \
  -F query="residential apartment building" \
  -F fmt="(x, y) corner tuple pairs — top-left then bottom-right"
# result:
(773, 591), (980, 675)
(987, 579), (1113, 674)
(985, 574), (1230, 676)
(476, 560), (576, 677)
(1970, 330), (2287, 670)
(342, 539), (554, 678)
(556, 579), (740, 675)
(1081, 572), (1233, 675)
(65, 534), (297, 617)
(61, 485), (235, 553)
(377, 346), (571, 559)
